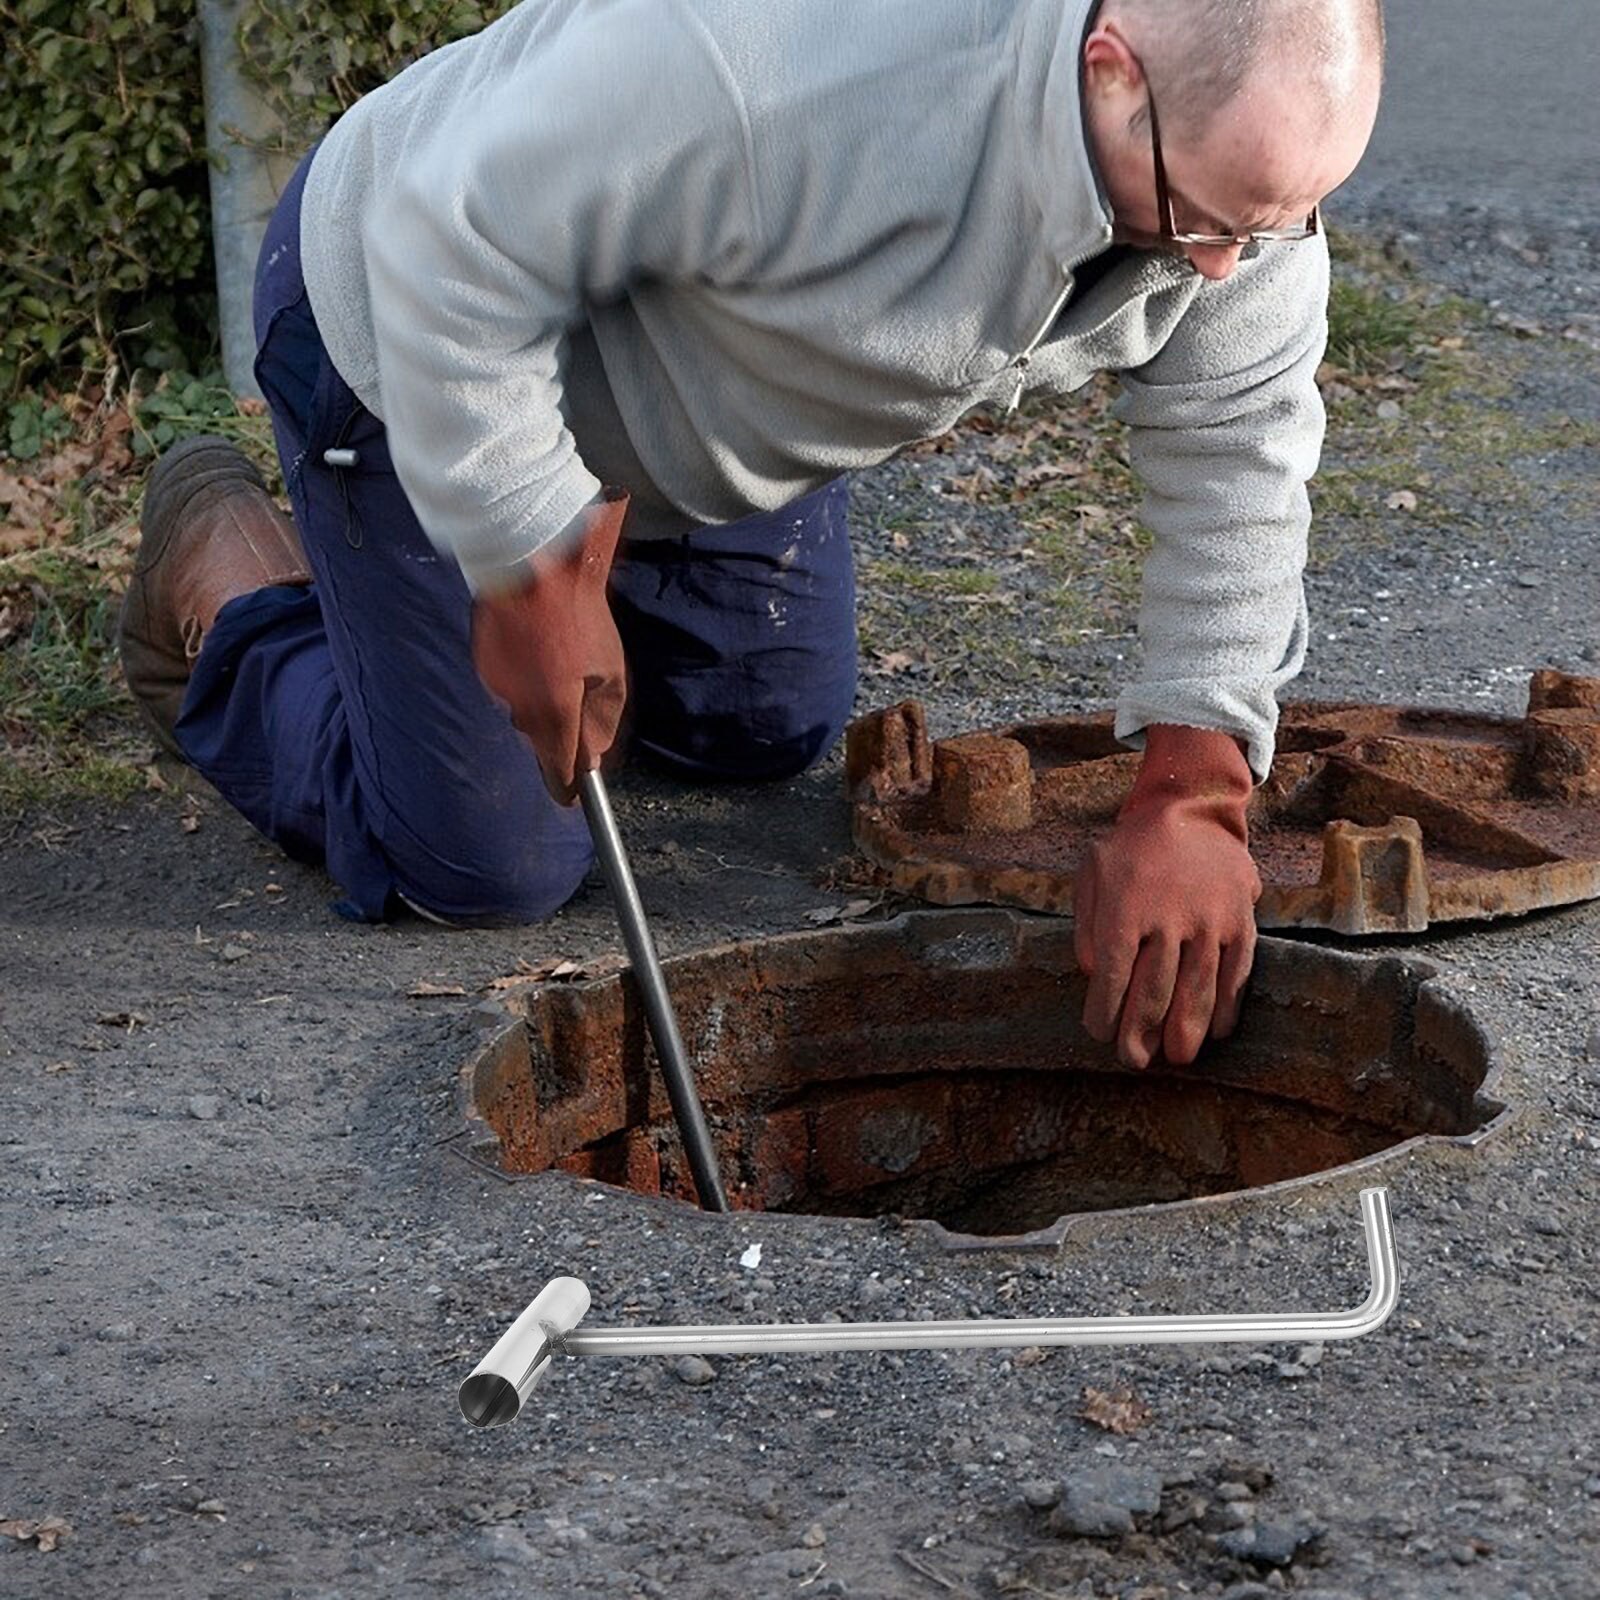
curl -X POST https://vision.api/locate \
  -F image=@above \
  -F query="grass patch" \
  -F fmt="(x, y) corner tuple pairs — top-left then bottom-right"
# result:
(0, 750), (146, 819)
(1302, 226), (1595, 563)
(1326, 279), (1444, 377)
(863, 559), (1000, 597)
(0, 552), (128, 741)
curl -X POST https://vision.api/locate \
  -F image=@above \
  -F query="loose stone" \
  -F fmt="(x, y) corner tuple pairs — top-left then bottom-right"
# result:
(1219, 1518), (1320, 1568)
(1220, 1459), (1275, 1491)
(1046, 1464), (1163, 1538)
(672, 1355), (716, 1386)
(1020, 1478), (1061, 1511)
(1160, 1492), (1207, 1533)
(476, 1525), (541, 1565)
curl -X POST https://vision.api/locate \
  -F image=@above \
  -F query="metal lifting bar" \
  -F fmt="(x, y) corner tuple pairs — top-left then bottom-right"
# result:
(577, 769), (730, 1213)
(459, 1187), (1399, 1427)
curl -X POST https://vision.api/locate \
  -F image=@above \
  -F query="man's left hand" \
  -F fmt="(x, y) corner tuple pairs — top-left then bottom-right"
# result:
(1072, 724), (1261, 1068)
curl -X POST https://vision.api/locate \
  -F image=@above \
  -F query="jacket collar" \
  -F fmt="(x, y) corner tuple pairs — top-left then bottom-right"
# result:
(1009, 0), (1117, 273)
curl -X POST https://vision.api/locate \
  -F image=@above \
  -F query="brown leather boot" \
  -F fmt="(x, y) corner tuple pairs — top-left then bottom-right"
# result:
(118, 434), (312, 758)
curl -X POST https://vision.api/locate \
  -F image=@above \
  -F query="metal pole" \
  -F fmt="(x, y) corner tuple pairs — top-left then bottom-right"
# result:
(460, 1188), (1399, 1424)
(578, 769), (730, 1213)
(196, 0), (300, 398)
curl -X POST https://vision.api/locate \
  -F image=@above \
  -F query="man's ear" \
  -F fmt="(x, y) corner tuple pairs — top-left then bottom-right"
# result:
(1081, 19), (1146, 100)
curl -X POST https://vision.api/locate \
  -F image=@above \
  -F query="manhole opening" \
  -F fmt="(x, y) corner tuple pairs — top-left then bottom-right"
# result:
(467, 911), (1505, 1245)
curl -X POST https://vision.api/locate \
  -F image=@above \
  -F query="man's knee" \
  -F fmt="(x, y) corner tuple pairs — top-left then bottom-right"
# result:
(388, 818), (594, 927)
(635, 670), (856, 784)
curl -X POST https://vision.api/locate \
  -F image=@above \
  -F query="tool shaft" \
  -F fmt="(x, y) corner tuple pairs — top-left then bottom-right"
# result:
(558, 1187), (1398, 1355)
(579, 769), (730, 1212)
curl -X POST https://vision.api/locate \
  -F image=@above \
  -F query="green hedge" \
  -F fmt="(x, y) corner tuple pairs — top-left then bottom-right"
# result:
(236, 0), (516, 153)
(1, 0), (213, 398)
(1, 0), (513, 403)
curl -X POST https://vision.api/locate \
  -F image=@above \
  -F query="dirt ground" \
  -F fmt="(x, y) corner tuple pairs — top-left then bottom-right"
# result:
(5, 170), (1600, 1600)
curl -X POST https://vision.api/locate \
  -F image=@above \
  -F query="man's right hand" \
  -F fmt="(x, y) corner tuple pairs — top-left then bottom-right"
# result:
(1072, 724), (1261, 1069)
(471, 489), (629, 806)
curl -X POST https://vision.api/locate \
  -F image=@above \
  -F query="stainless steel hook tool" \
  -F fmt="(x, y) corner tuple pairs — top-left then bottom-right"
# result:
(459, 1186), (1399, 1427)
(578, 767), (730, 1214)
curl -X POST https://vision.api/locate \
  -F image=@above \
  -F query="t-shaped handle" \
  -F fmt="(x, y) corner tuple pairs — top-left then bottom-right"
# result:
(460, 1189), (1398, 1427)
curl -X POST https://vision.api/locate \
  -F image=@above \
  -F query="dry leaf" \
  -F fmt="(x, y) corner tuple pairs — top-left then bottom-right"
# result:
(94, 408), (134, 474)
(180, 813), (201, 834)
(0, 471), (56, 554)
(945, 466), (998, 502)
(35, 440), (96, 488)
(815, 855), (893, 895)
(890, 529), (911, 552)
(1012, 460), (1085, 491)
(1013, 1346), (1050, 1368)
(95, 1011), (147, 1031)
(482, 954), (579, 991)
(483, 954), (621, 988)
(1080, 1384), (1153, 1435)
(1385, 489), (1419, 513)
(407, 980), (467, 998)
(0, 1515), (72, 1552)
(871, 649), (919, 676)
(1497, 313), (1543, 339)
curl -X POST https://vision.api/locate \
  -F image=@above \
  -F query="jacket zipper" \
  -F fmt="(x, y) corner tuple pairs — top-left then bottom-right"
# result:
(1003, 228), (1118, 414)
(1005, 268), (1074, 414)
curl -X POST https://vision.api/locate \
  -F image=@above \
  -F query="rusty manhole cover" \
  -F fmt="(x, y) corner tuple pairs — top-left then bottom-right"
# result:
(461, 909), (1508, 1251)
(846, 670), (1600, 935)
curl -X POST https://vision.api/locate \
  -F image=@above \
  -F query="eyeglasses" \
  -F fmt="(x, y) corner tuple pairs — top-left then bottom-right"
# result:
(1146, 91), (1320, 247)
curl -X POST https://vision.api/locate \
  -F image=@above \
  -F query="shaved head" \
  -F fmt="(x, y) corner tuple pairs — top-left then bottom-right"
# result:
(1080, 0), (1385, 278)
(1106, 0), (1385, 143)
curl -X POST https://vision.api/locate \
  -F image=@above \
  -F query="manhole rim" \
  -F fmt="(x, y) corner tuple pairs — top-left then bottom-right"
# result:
(453, 908), (1514, 1253)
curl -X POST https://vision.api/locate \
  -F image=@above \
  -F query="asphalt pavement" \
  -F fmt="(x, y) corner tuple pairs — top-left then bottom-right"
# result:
(1343, 0), (1600, 229)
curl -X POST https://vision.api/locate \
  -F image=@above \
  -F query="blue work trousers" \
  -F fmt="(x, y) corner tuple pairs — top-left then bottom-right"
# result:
(174, 141), (856, 924)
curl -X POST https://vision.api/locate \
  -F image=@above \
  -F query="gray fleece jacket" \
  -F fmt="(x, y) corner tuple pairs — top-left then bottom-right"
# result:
(298, 0), (1329, 780)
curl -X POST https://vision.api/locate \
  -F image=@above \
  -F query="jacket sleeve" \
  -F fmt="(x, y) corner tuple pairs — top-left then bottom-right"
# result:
(360, 1), (760, 592)
(1110, 232), (1330, 781)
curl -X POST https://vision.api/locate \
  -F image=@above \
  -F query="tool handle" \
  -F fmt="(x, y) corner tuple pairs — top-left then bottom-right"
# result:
(458, 1275), (591, 1427)
(468, 1189), (1396, 1405)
